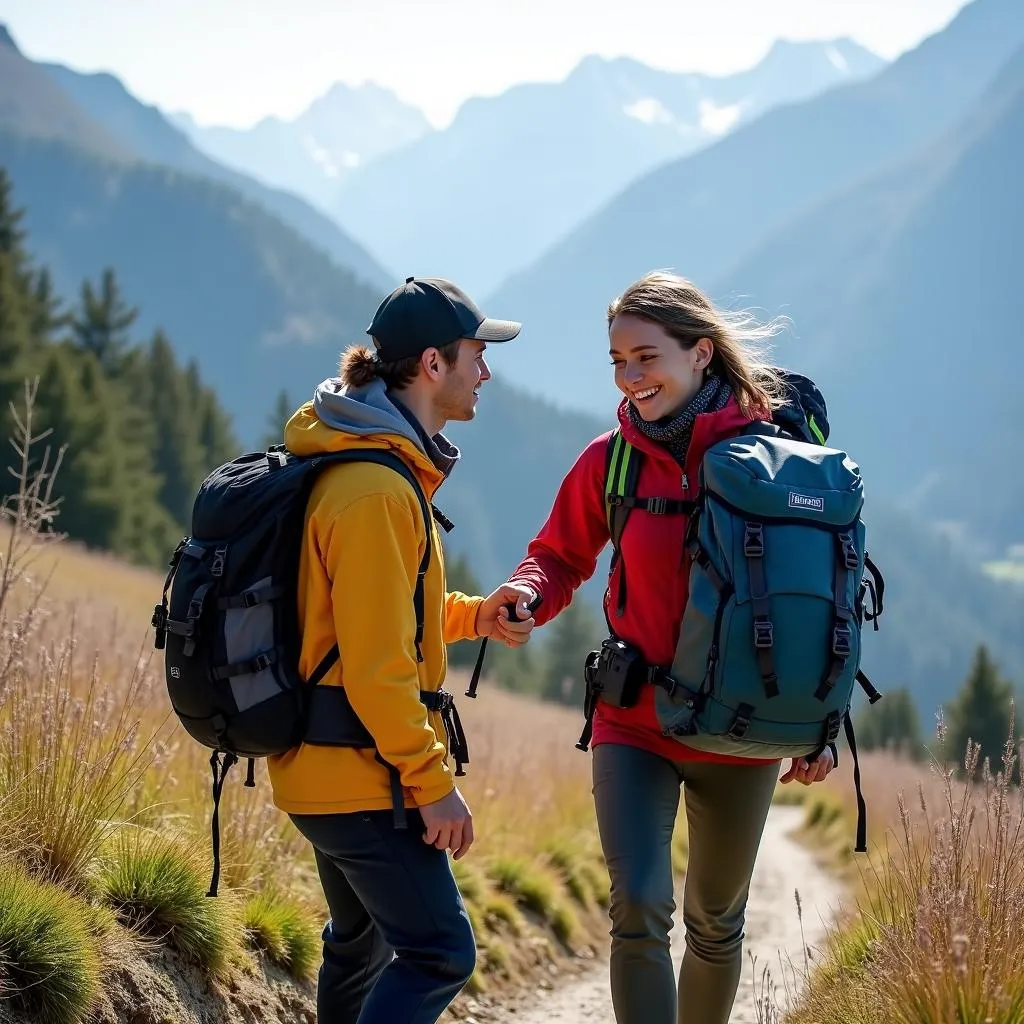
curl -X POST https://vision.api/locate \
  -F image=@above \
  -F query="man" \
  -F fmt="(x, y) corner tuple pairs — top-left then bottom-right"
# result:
(267, 277), (536, 1023)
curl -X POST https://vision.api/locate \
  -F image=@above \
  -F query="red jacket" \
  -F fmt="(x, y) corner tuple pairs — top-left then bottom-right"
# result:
(510, 396), (774, 766)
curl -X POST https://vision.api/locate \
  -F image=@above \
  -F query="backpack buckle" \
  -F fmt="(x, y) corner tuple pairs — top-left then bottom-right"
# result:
(839, 533), (859, 570)
(743, 523), (764, 558)
(728, 711), (752, 739)
(753, 619), (774, 649)
(253, 652), (273, 672)
(832, 623), (852, 658)
(152, 604), (167, 650)
(647, 497), (668, 515)
(210, 544), (228, 578)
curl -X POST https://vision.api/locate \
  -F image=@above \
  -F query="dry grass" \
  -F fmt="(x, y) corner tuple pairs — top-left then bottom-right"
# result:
(755, 727), (1024, 1023)
(0, 519), (614, 1020)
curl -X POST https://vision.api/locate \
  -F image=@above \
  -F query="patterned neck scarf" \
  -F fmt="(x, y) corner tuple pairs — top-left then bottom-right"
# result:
(627, 374), (733, 466)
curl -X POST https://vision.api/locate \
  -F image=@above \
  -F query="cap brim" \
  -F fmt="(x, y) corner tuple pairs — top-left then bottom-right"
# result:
(469, 317), (521, 342)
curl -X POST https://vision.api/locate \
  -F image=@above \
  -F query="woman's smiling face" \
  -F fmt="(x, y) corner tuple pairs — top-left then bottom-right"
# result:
(609, 314), (713, 421)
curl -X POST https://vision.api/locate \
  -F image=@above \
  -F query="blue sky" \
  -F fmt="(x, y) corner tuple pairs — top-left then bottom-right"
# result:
(2, 0), (970, 128)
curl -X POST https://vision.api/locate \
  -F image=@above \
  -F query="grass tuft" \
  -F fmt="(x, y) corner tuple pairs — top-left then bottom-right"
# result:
(487, 856), (559, 920)
(544, 839), (592, 907)
(482, 892), (525, 936)
(550, 901), (579, 946)
(97, 829), (240, 975)
(276, 900), (320, 979)
(0, 860), (101, 1024)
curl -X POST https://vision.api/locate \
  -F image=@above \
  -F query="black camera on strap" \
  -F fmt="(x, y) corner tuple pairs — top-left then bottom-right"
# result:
(586, 637), (649, 709)
(577, 637), (672, 751)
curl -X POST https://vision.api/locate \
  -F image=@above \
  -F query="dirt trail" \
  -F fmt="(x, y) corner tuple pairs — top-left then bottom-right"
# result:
(485, 804), (838, 1023)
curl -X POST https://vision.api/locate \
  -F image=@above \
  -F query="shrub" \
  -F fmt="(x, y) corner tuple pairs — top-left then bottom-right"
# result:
(97, 830), (239, 975)
(0, 861), (101, 1024)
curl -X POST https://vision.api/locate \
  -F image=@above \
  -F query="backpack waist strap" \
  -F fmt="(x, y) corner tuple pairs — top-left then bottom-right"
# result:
(304, 685), (469, 775)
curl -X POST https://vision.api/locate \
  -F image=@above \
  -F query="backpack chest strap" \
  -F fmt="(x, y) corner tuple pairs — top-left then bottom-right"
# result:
(606, 494), (696, 516)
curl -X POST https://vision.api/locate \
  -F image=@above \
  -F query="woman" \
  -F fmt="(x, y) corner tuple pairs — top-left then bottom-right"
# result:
(506, 272), (835, 1024)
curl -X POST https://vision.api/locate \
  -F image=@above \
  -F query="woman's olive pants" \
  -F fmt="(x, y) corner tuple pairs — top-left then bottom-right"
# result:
(593, 743), (779, 1024)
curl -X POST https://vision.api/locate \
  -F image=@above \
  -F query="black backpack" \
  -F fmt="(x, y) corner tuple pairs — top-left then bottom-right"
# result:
(152, 444), (461, 895)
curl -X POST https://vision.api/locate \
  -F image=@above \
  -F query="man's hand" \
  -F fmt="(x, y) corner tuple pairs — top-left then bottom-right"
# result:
(476, 584), (537, 648)
(780, 746), (835, 786)
(419, 787), (475, 860)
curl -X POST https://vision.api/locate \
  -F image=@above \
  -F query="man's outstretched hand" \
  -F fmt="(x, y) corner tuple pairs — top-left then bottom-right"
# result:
(477, 584), (537, 648)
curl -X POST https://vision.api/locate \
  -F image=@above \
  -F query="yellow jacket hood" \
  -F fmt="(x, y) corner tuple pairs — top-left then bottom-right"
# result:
(285, 377), (457, 490)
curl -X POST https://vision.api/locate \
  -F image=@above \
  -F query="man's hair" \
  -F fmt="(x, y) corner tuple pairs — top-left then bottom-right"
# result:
(340, 341), (461, 390)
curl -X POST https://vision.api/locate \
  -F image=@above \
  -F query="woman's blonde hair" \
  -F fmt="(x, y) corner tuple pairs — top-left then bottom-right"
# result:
(607, 271), (786, 414)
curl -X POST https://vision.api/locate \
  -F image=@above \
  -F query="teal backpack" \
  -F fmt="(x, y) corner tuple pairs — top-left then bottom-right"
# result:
(590, 373), (884, 850)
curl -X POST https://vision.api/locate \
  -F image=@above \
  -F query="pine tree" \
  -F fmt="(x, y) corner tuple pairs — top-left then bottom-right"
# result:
(144, 330), (206, 525)
(28, 268), (68, 337)
(72, 267), (138, 373)
(539, 596), (601, 706)
(856, 687), (922, 759)
(260, 388), (294, 450)
(0, 170), (39, 430)
(445, 549), (485, 669)
(196, 390), (238, 468)
(946, 646), (1018, 779)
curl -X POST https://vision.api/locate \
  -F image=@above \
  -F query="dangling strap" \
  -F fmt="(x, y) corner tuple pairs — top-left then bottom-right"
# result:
(465, 638), (488, 698)
(856, 668), (883, 705)
(244, 758), (256, 788)
(845, 712), (869, 853)
(423, 690), (469, 776)
(206, 750), (238, 898)
(575, 652), (601, 752)
(376, 754), (408, 830)
(862, 553), (885, 630)
(575, 690), (598, 752)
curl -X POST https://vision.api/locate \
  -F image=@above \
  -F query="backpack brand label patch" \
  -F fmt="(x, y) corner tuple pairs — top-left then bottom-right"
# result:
(788, 492), (824, 512)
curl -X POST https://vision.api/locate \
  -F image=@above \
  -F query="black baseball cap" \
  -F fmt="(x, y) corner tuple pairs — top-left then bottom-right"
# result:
(366, 276), (521, 361)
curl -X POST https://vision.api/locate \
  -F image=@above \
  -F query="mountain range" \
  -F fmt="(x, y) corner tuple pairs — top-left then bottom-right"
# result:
(1, 2), (1022, 714)
(42, 63), (392, 291)
(487, 0), (1024, 558)
(330, 39), (884, 295)
(719, 44), (1024, 560)
(173, 82), (431, 215)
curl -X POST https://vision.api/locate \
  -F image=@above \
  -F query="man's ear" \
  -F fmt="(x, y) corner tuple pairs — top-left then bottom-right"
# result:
(420, 347), (444, 381)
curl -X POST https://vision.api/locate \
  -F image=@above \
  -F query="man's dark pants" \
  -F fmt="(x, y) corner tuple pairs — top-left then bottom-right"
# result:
(290, 808), (476, 1024)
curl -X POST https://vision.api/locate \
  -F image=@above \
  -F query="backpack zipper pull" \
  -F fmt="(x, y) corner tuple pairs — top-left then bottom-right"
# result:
(682, 472), (689, 493)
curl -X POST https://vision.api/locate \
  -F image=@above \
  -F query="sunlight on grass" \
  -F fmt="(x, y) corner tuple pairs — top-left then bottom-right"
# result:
(0, 513), (616, 1020)
(97, 828), (242, 976)
(0, 860), (101, 1024)
(757, 725), (1024, 1024)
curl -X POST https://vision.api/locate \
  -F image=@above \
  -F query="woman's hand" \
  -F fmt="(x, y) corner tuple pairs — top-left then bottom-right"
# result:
(476, 584), (537, 647)
(780, 746), (835, 786)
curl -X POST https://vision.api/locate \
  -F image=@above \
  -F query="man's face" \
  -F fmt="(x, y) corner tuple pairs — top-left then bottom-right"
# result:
(436, 339), (490, 422)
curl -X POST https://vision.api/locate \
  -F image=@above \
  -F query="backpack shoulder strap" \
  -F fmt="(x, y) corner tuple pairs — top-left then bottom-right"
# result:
(317, 449), (433, 664)
(604, 430), (642, 617)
